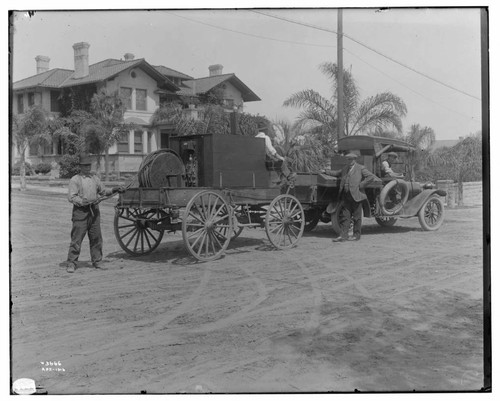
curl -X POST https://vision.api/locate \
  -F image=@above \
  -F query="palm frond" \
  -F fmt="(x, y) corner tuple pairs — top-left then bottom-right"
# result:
(405, 124), (436, 149)
(350, 92), (407, 135)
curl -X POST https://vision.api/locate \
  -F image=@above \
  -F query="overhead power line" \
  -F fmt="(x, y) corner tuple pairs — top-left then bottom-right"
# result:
(165, 10), (336, 48)
(344, 47), (480, 123)
(251, 9), (481, 101)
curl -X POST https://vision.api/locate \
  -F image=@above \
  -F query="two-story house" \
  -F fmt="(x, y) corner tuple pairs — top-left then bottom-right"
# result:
(12, 42), (260, 176)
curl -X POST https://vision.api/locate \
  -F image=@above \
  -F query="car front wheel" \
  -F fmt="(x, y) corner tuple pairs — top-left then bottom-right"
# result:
(418, 196), (445, 231)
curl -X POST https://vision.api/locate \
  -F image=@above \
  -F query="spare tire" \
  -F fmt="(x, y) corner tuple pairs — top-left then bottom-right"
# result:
(379, 179), (409, 216)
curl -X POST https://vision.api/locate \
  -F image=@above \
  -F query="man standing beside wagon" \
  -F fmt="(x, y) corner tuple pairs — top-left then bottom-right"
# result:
(322, 153), (382, 242)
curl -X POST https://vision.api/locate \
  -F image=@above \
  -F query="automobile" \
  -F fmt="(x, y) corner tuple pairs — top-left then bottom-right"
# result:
(297, 135), (447, 233)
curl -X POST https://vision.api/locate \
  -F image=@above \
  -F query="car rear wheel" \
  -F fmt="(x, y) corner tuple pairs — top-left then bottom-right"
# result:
(418, 196), (445, 231)
(331, 204), (360, 236)
(375, 216), (398, 227)
(304, 209), (320, 232)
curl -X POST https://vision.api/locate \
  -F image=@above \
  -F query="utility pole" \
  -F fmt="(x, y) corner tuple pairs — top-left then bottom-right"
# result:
(337, 8), (344, 142)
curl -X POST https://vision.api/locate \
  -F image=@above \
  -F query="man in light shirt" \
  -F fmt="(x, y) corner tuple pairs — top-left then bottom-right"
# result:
(66, 154), (123, 273)
(255, 123), (295, 183)
(382, 152), (404, 179)
(255, 131), (285, 162)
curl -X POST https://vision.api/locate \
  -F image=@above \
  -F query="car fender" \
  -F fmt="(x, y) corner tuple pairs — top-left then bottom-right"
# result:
(399, 189), (446, 217)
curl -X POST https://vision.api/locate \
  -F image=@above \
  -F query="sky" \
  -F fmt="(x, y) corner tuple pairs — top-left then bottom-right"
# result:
(9, 6), (485, 141)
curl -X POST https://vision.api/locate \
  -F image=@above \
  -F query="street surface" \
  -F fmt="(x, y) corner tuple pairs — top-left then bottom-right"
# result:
(10, 187), (484, 394)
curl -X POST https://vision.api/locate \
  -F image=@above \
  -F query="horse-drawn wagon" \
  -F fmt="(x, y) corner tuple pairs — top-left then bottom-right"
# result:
(114, 134), (306, 261)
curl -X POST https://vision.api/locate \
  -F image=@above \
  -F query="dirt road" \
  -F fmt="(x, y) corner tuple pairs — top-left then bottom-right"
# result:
(10, 188), (484, 394)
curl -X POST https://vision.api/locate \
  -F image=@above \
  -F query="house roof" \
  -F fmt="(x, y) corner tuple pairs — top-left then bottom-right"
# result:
(13, 57), (260, 104)
(60, 58), (179, 91)
(13, 69), (73, 90)
(153, 65), (193, 80)
(13, 58), (179, 92)
(179, 73), (260, 102)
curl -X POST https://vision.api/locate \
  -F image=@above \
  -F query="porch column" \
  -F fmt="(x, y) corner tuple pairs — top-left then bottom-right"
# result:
(128, 130), (134, 154)
(150, 131), (158, 152)
(142, 130), (148, 154)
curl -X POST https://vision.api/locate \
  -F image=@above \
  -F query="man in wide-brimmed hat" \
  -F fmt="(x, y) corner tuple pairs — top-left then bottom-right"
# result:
(321, 152), (381, 242)
(65, 154), (124, 273)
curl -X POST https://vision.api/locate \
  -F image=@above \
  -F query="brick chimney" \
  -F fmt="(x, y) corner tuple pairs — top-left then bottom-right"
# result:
(124, 53), (135, 61)
(209, 64), (223, 77)
(72, 42), (90, 79)
(35, 55), (50, 74)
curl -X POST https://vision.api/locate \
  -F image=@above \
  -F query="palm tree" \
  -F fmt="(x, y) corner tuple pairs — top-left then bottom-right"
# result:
(404, 123), (436, 150)
(403, 124), (436, 178)
(283, 62), (407, 145)
(272, 119), (325, 172)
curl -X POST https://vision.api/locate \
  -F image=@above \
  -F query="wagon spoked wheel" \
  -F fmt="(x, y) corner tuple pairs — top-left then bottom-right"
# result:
(182, 190), (232, 261)
(418, 195), (445, 231)
(265, 194), (305, 250)
(114, 208), (164, 256)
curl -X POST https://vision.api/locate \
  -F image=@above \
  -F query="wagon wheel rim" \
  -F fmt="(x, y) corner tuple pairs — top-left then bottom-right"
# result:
(423, 197), (443, 227)
(182, 191), (232, 261)
(114, 208), (164, 256)
(265, 194), (304, 249)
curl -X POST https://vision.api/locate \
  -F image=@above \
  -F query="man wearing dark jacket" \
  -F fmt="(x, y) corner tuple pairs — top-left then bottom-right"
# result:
(322, 153), (381, 242)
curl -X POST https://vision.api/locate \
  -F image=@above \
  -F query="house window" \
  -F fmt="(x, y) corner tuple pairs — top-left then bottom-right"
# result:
(57, 138), (65, 155)
(120, 87), (132, 110)
(28, 92), (35, 107)
(223, 99), (235, 108)
(42, 142), (52, 155)
(50, 91), (60, 112)
(134, 131), (143, 153)
(29, 143), (38, 156)
(136, 89), (147, 111)
(117, 131), (129, 153)
(17, 94), (24, 114)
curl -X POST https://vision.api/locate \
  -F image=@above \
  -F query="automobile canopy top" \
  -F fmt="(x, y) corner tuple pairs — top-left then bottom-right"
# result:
(338, 135), (416, 157)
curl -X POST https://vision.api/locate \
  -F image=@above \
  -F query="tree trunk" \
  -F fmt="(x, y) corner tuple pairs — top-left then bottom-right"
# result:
(19, 147), (27, 191)
(104, 148), (109, 181)
(457, 179), (464, 206)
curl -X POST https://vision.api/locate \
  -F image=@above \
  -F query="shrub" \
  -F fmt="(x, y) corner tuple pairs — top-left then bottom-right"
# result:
(34, 162), (52, 175)
(59, 154), (80, 178)
(12, 161), (34, 176)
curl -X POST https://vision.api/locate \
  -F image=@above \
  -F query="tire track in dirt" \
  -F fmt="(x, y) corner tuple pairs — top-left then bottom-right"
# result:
(50, 266), (213, 366)
(175, 263), (269, 334)
(282, 253), (323, 332)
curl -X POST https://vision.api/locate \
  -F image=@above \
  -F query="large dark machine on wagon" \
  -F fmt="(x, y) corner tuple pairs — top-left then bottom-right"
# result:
(114, 133), (306, 261)
(293, 135), (447, 234)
